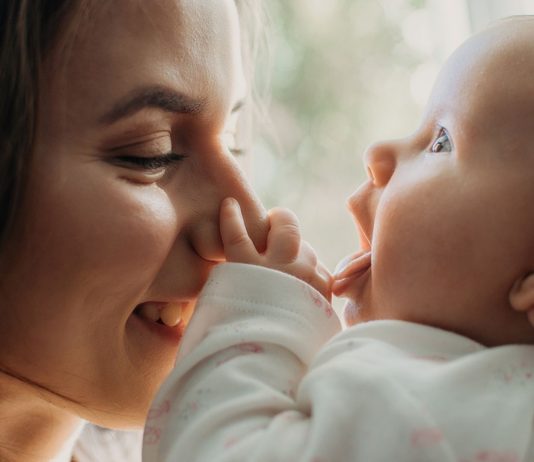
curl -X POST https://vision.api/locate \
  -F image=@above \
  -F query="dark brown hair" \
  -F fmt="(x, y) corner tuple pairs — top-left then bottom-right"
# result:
(0, 0), (76, 250)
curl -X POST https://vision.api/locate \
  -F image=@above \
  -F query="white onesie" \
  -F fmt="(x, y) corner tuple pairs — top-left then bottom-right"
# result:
(143, 263), (534, 462)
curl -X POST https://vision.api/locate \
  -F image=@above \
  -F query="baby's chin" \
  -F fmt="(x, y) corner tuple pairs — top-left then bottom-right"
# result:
(342, 287), (394, 327)
(342, 296), (378, 326)
(343, 299), (361, 326)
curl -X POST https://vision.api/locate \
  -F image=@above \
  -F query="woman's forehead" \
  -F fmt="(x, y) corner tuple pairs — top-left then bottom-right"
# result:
(61, 0), (239, 66)
(41, 0), (243, 130)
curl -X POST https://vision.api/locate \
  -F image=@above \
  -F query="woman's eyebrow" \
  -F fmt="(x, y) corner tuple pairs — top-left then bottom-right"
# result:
(99, 86), (205, 125)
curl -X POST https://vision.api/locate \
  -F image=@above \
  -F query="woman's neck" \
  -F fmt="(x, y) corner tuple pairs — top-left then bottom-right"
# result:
(0, 370), (83, 462)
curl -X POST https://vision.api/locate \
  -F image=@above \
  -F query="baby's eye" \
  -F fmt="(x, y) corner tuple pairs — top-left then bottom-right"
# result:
(429, 127), (453, 153)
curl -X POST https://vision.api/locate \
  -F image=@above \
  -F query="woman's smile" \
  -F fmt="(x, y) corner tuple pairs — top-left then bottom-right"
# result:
(0, 0), (268, 429)
(135, 301), (188, 328)
(129, 300), (194, 346)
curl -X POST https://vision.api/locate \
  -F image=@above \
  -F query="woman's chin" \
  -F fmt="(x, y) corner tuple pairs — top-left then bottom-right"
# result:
(80, 391), (155, 430)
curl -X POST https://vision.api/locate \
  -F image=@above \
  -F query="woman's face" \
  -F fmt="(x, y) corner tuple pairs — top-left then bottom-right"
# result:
(0, 0), (267, 427)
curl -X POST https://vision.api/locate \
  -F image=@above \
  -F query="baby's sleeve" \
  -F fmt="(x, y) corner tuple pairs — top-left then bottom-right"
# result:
(142, 263), (452, 462)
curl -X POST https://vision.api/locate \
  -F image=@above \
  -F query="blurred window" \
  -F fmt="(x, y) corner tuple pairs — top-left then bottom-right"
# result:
(252, 0), (534, 312)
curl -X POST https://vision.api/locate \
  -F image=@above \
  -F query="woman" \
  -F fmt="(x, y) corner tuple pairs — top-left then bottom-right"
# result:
(0, 0), (268, 460)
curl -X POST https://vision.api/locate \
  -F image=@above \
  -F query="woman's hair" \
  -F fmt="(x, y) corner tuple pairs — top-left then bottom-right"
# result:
(0, 0), (79, 252)
(0, 1), (266, 460)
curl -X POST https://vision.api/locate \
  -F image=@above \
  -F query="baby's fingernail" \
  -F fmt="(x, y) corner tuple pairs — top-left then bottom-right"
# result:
(223, 197), (239, 209)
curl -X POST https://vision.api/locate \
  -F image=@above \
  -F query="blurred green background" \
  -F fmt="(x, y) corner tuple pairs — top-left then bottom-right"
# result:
(247, 0), (534, 312)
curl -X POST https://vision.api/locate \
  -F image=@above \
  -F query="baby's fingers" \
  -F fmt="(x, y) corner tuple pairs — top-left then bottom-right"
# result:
(220, 198), (259, 263)
(296, 241), (332, 302)
(314, 261), (333, 303)
(509, 275), (534, 328)
(266, 208), (301, 264)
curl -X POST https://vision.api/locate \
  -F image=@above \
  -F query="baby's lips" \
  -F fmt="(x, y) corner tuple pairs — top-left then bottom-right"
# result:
(334, 254), (354, 275)
(332, 251), (372, 297)
(332, 277), (352, 297)
(334, 250), (368, 276)
(334, 251), (372, 280)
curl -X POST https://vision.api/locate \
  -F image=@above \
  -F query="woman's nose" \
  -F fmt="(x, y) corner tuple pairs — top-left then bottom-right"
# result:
(189, 152), (269, 262)
(363, 139), (398, 187)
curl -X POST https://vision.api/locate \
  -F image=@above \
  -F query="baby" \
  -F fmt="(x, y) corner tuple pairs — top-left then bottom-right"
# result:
(143, 17), (534, 462)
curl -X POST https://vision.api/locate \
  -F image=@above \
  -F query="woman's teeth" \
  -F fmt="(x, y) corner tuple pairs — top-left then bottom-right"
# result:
(136, 302), (183, 327)
(159, 303), (183, 327)
(138, 304), (160, 322)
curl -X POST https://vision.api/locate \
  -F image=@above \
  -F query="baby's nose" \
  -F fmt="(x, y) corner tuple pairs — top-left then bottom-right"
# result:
(363, 140), (398, 187)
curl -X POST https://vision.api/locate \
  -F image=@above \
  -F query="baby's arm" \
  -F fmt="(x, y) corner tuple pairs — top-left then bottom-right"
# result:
(142, 200), (445, 462)
(219, 197), (332, 301)
(143, 257), (342, 460)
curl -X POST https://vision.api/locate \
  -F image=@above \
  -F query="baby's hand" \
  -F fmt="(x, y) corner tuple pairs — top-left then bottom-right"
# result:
(510, 275), (534, 328)
(220, 198), (332, 301)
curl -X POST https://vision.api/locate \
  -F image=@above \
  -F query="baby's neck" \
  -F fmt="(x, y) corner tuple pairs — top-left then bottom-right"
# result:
(0, 370), (83, 462)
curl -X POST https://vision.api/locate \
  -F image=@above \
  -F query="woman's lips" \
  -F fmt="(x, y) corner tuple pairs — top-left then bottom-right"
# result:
(332, 250), (372, 296)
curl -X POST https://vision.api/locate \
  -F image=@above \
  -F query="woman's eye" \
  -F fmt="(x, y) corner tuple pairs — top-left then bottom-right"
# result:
(112, 152), (187, 172)
(429, 128), (453, 153)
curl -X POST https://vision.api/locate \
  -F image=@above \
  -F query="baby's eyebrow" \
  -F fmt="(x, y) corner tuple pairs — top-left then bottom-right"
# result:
(99, 85), (205, 125)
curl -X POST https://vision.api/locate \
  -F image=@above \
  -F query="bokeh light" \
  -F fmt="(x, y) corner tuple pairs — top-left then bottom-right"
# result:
(250, 0), (534, 312)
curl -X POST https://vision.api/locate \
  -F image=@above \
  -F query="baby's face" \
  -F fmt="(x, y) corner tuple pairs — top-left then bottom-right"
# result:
(337, 19), (534, 346)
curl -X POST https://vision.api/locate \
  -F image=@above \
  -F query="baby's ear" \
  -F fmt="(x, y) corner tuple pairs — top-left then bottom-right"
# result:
(509, 273), (534, 313)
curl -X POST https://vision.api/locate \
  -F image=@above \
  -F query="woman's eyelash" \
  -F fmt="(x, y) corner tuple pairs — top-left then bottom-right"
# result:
(114, 152), (187, 170)
(229, 148), (245, 157)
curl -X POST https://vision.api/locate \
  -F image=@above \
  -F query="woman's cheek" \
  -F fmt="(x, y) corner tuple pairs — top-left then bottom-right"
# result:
(96, 186), (180, 269)
(50, 179), (180, 283)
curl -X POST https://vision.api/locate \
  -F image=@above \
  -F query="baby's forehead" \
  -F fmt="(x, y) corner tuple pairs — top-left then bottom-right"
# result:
(479, 19), (534, 91)
(429, 20), (534, 138)
(481, 23), (534, 140)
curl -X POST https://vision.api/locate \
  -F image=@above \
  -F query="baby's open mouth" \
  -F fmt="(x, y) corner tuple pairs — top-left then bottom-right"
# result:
(334, 251), (372, 279)
(332, 250), (372, 296)
(134, 302), (186, 328)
